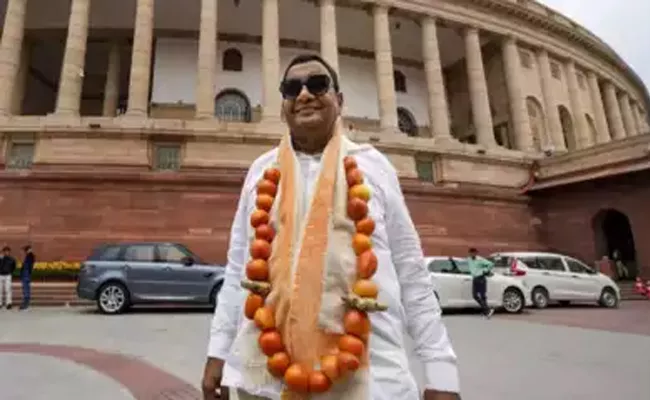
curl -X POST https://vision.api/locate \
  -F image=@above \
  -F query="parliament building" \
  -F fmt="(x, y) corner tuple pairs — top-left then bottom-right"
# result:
(0, 0), (648, 277)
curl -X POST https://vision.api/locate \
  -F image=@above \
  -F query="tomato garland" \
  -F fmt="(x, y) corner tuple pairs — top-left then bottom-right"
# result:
(240, 156), (384, 394)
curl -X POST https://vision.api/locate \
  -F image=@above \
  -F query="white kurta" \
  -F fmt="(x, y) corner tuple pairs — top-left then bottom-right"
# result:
(207, 138), (460, 399)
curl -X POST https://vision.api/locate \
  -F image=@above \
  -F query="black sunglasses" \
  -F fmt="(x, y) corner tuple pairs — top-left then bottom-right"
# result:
(279, 74), (332, 99)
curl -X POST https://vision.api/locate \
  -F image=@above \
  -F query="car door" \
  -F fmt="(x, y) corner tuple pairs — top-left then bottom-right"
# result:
(426, 258), (465, 308)
(535, 256), (575, 300)
(450, 258), (477, 307)
(563, 257), (602, 300)
(123, 244), (170, 299)
(156, 243), (214, 301)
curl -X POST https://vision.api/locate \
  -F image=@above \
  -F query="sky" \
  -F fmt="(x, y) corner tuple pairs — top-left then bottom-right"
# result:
(539, 0), (650, 92)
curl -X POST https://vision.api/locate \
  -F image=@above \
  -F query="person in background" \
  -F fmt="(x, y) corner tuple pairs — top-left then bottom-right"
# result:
(0, 246), (17, 310)
(20, 245), (35, 310)
(612, 250), (629, 281)
(467, 247), (494, 318)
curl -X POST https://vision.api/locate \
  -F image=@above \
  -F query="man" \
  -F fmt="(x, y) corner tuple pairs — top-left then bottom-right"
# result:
(0, 246), (17, 310)
(202, 54), (460, 400)
(467, 248), (494, 318)
(20, 245), (35, 310)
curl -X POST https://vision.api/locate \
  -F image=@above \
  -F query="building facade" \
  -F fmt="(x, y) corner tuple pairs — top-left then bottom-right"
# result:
(0, 0), (648, 276)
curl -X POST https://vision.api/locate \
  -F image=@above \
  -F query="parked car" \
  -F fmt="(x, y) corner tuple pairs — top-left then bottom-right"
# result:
(489, 251), (620, 309)
(76, 242), (226, 314)
(425, 256), (531, 314)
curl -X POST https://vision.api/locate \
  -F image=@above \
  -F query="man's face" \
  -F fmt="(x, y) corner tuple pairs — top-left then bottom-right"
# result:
(281, 60), (342, 133)
(469, 251), (477, 259)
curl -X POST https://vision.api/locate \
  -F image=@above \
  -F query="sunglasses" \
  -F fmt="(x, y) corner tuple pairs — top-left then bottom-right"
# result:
(279, 74), (332, 99)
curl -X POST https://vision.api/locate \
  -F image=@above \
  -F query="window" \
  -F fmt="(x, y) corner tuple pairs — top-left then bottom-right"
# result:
(577, 73), (586, 90)
(550, 62), (561, 80)
(428, 258), (468, 274)
(214, 90), (251, 122)
(393, 70), (407, 93)
(519, 50), (532, 69)
(565, 258), (591, 274)
(518, 257), (540, 269)
(124, 245), (155, 262)
(415, 158), (434, 182)
(537, 256), (566, 272)
(222, 48), (243, 72)
(153, 143), (181, 171)
(397, 107), (417, 137)
(428, 259), (453, 273)
(96, 246), (122, 261)
(157, 244), (190, 263)
(6, 142), (35, 170)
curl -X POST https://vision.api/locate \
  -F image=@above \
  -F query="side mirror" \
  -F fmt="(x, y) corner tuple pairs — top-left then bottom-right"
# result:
(182, 256), (195, 267)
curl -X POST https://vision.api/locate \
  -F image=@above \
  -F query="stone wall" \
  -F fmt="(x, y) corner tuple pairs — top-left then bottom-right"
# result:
(0, 168), (542, 263)
(531, 169), (650, 278)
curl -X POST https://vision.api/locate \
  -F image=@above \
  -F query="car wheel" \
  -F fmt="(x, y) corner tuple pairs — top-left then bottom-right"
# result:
(599, 287), (619, 308)
(97, 282), (130, 315)
(210, 282), (224, 309)
(531, 287), (549, 309)
(502, 288), (525, 314)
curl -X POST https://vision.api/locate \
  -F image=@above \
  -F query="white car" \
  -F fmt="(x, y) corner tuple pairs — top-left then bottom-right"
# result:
(425, 256), (532, 314)
(489, 251), (621, 309)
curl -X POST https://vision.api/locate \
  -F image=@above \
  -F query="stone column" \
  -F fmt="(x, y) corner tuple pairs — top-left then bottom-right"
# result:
(586, 71), (610, 144)
(102, 42), (121, 117)
(536, 49), (565, 151)
(422, 16), (451, 139)
(195, 0), (217, 118)
(502, 36), (533, 151)
(565, 61), (590, 148)
(603, 81), (625, 140)
(620, 93), (637, 137)
(126, 0), (155, 117)
(55, 0), (91, 115)
(320, 0), (339, 74)
(11, 41), (30, 115)
(261, 0), (281, 121)
(464, 27), (495, 147)
(0, 0), (28, 116)
(373, 4), (398, 132)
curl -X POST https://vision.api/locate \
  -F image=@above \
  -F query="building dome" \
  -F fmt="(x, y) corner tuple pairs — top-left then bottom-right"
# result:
(0, 0), (648, 277)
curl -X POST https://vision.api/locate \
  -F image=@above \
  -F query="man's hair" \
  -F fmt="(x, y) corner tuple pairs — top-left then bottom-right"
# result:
(281, 54), (340, 92)
(468, 247), (478, 253)
(2, 246), (10, 252)
(23, 244), (31, 251)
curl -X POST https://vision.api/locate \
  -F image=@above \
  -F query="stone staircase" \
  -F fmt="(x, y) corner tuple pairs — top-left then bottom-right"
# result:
(10, 282), (93, 307)
(618, 281), (649, 301)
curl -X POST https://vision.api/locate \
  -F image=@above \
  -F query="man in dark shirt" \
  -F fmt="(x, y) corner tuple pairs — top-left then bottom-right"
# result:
(20, 245), (35, 310)
(0, 246), (17, 310)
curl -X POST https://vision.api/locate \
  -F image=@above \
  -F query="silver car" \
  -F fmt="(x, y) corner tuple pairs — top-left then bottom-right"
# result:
(76, 242), (226, 314)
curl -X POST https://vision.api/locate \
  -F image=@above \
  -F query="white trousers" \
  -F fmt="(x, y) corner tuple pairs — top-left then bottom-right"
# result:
(0, 275), (11, 306)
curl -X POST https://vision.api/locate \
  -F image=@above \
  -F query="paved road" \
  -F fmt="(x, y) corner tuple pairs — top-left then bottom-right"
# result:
(1, 304), (649, 400)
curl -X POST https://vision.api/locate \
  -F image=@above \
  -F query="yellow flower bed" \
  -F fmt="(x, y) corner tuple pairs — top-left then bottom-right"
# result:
(14, 261), (82, 281)
(32, 261), (82, 271)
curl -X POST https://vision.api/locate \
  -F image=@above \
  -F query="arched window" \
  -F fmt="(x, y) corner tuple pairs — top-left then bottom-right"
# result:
(526, 96), (546, 152)
(558, 105), (575, 150)
(585, 114), (598, 145)
(214, 89), (251, 122)
(222, 48), (243, 72)
(393, 70), (407, 93)
(397, 107), (417, 137)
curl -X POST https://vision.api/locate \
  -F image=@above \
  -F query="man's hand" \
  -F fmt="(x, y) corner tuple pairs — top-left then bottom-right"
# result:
(424, 389), (461, 400)
(201, 357), (226, 400)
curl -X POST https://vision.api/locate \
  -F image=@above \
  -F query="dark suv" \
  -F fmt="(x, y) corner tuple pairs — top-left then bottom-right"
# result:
(76, 242), (225, 314)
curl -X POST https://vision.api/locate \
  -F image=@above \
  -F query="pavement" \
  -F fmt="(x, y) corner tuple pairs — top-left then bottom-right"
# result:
(1, 303), (649, 400)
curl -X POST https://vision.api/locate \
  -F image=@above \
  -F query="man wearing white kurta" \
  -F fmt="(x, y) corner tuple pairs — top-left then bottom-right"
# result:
(202, 54), (460, 400)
